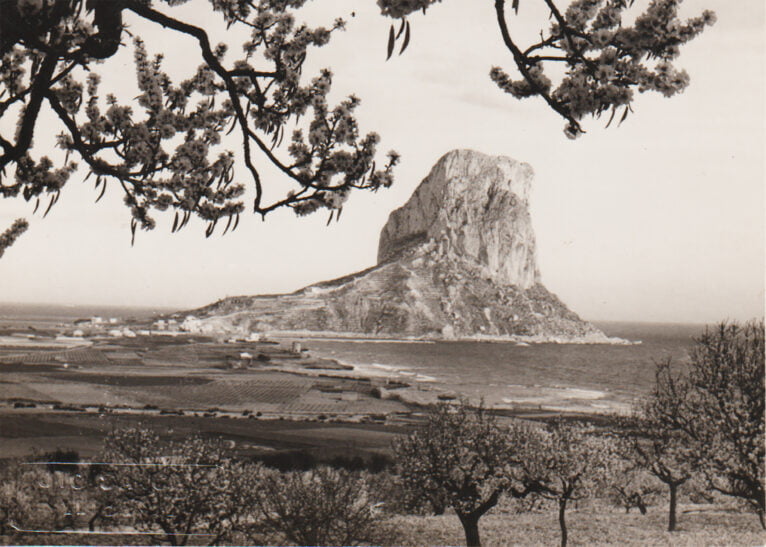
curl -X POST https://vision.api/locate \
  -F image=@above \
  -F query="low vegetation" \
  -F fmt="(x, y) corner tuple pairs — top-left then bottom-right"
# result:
(0, 321), (762, 546)
(255, 466), (390, 546)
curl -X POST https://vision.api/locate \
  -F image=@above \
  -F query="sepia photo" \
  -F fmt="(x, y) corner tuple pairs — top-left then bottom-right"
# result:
(0, 0), (763, 545)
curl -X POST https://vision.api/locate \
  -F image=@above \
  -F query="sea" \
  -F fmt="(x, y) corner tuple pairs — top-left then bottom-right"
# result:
(0, 302), (169, 327)
(0, 303), (706, 413)
(301, 322), (706, 413)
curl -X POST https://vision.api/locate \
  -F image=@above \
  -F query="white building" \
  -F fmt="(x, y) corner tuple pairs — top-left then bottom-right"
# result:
(181, 315), (203, 332)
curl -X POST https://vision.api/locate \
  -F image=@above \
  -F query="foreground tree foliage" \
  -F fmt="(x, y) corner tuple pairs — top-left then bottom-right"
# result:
(0, 0), (400, 248)
(0, 0), (714, 252)
(385, 0), (715, 139)
(514, 421), (613, 547)
(254, 465), (389, 546)
(621, 411), (694, 532)
(394, 402), (537, 547)
(0, 462), (96, 540)
(607, 464), (661, 515)
(98, 428), (256, 546)
(648, 321), (765, 528)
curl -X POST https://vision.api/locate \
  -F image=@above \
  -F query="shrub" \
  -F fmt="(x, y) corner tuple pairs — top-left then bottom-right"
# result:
(97, 428), (256, 545)
(255, 466), (390, 546)
(0, 463), (96, 539)
(607, 466), (662, 515)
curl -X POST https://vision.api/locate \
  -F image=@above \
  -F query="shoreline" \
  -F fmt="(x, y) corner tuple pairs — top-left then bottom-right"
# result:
(0, 318), (646, 442)
(266, 350), (635, 417)
(266, 329), (640, 346)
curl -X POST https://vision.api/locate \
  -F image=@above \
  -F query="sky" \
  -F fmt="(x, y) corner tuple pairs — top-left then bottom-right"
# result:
(0, 0), (763, 323)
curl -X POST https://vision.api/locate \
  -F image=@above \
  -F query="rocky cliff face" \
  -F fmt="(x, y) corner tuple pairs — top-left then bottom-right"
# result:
(378, 149), (539, 289)
(188, 150), (606, 341)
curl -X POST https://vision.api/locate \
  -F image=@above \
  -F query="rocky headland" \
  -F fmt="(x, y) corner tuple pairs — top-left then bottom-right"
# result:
(186, 150), (619, 343)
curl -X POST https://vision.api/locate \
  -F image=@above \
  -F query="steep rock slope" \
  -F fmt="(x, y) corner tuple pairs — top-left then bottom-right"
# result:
(378, 148), (538, 288)
(188, 150), (606, 340)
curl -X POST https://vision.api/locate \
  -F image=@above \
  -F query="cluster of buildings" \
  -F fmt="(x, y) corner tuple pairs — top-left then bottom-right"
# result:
(66, 314), (269, 344)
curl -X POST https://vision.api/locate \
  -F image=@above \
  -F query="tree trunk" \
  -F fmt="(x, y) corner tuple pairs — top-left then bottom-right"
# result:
(637, 500), (647, 515)
(88, 510), (99, 532)
(668, 483), (678, 532)
(430, 494), (446, 515)
(758, 509), (765, 530)
(456, 512), (481, 547)
(558, 498), (568, 547)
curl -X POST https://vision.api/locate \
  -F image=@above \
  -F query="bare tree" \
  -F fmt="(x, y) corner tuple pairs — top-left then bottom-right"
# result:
(649, 321), (766, 528)
(620, 411), (694, 531)
(607, 461), (661, 515)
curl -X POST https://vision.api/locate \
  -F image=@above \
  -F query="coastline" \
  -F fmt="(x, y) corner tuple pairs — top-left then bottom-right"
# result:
(264, 329), (639, 346)
(272, 346), (635, 417)
(3, 315), (692, 463)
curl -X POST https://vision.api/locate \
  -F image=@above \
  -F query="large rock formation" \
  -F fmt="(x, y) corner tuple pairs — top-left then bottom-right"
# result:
(378, 149), (539, 288)
(187, 150), (607, 341)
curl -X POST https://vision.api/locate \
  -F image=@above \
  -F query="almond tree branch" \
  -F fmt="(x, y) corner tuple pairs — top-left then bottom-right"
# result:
(126, 0), (361, 216)
(125, 1), (271, 205)
(494, 0), (582, 134)
(47, 91), (143, 205)
(0, 218), (28, 259)
(125, 0), (321, 215)
(0, 53), (58, 170)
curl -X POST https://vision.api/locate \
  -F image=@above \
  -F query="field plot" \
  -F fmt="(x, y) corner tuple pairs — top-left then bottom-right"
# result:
(1, 347), (111, 365)
(0, 413), (108, 458)
(0, 333), (418, 462)
(279, 426), (404, 447)
(23, 382), (144, 407)
(112, 337), (269, 367)
(129, 376), (314, 409)
(45, 373), (213, 387)
(0, 380), (55, 401)
(0, 411), (408, 459)
(279, 387), (408, 415)
(2, 358), (406, 414)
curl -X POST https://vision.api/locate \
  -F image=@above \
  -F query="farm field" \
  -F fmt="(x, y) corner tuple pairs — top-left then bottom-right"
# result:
(1, 366), (411, 414)
(0, 411), (409, 460)
(0, 330), (421, 461)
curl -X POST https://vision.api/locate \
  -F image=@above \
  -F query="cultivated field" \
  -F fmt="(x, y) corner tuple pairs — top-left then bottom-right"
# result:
(0, 330), (418, 462)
